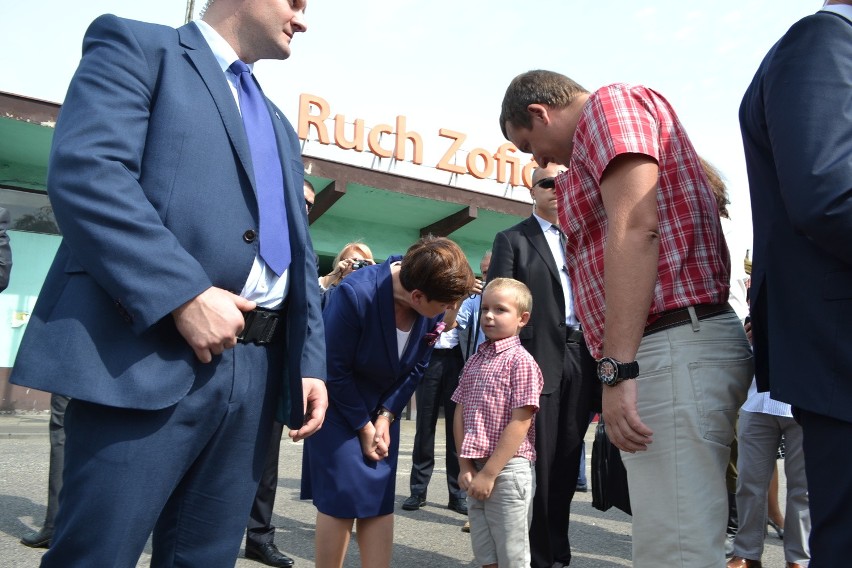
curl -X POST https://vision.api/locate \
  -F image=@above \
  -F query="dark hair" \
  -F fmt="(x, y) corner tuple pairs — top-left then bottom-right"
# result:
(399, 236), (475, 303)
(500, 70), (588, 139)
(699, 157), (729, 219)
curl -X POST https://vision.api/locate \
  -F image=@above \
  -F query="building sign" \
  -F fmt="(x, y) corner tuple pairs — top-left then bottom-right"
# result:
(297, 94), (539, 189)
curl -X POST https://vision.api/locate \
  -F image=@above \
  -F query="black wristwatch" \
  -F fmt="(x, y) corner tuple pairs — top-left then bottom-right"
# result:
(597, 357), (640, 386)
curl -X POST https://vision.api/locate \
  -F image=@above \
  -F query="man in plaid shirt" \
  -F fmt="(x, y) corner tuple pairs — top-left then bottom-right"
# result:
(453, 278), (543, 568)
(499, 70), (753, 567)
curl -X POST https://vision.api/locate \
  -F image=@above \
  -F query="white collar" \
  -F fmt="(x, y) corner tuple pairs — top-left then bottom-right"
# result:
(822, 4), (852, 22)
(193, 20), (249, 74)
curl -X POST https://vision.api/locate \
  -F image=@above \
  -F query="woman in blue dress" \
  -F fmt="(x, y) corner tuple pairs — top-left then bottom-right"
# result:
(302, 236), (475, 568)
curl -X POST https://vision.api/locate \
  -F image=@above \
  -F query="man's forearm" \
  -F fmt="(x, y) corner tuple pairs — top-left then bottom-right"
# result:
(601, 231), (659, 361)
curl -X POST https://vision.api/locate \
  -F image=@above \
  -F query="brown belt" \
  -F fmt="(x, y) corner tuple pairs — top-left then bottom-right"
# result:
(643, 303), (733, 337)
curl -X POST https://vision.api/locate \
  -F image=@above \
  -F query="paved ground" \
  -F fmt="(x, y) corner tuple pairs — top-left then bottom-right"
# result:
(0, 412), (788, 567)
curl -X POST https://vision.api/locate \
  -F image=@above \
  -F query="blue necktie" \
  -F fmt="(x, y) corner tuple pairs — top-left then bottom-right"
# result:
(229, 60), (290, 275)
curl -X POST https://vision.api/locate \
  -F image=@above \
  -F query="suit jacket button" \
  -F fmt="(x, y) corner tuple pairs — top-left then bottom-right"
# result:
(243, 229), (257, 243)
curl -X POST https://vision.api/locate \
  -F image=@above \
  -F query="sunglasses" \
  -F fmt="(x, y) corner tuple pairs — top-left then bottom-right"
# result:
(532, 177), (556, 189)
(305, 199), (314, 213)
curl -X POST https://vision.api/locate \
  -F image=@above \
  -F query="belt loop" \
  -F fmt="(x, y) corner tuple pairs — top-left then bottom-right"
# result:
(688, 305), (700, 332)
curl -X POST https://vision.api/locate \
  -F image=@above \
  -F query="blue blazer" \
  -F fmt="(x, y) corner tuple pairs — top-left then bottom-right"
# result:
(11, 15), (325, 427)
(740, 10), (852, 422)
(324, 258), (439, 426)
(302, 258), (439, 517)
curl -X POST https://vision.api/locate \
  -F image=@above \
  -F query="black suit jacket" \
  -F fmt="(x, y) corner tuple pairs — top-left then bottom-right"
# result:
(489, 216), (568, 394)
(740, 9), (852, 422)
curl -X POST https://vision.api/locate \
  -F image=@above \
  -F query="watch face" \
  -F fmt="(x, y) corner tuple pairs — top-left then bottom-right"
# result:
(598, 358), (618, 385)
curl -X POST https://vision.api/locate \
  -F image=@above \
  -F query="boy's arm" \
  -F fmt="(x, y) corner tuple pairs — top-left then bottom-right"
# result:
(467, 406), (535, 501)
(454, 403), (475, 492)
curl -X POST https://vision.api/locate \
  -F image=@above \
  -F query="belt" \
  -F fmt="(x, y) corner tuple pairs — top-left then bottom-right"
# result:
(237, 307), (284, 345)
(566, 326), (584, 344)
(644, 303), (733, 337)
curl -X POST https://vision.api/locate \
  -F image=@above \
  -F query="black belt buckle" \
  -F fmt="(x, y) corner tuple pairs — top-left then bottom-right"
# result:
(237, 308), (282, 345)
(566, 327), (584, 344)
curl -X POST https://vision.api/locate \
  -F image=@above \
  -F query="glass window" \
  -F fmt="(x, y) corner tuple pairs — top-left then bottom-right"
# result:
(0, 187), (59, 235)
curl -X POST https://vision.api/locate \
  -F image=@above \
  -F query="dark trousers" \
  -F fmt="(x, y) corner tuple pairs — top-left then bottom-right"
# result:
(798, 408), (852, 568)
(246, 420), (285, 547)
(43, 394), (70, 531)
(530, 341), (599, 568)
(43, 342), (280, 568)
(409, 346), (465, 501)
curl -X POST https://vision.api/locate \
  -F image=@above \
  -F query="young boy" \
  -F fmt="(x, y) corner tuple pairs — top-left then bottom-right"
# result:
(452, 277), (544, 568)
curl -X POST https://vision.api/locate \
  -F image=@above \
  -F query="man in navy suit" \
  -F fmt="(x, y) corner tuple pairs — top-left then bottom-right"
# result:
(740, 3), (852, 566)
(10, 1), (327, 566)
(488, 164), (599, 568)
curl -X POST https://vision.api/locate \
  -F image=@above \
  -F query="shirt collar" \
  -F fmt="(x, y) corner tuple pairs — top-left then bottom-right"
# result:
(822, 4), (852, 22)
(193, 20), (249, 74)
(490, 335), (522, 353)
(532, 212), (558, 234)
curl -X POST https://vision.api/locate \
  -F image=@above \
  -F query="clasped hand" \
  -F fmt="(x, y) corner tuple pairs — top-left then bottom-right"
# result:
(359, 417), (391, 461)
(458, 463), (495, 500)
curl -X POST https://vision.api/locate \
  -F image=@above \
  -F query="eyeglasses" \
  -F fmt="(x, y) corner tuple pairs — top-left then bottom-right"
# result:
(532, 177), (556, 189)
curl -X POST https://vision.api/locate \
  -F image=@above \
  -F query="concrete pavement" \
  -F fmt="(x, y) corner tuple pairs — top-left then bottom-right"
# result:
(0, 412), (788, 567)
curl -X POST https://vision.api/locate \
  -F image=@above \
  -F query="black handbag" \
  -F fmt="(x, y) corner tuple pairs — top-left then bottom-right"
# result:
(591, 417), (632, 515)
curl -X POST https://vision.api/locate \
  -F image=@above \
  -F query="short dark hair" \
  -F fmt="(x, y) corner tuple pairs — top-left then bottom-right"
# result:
(499, 70), (589, 139)
(399, 236), (475, 303)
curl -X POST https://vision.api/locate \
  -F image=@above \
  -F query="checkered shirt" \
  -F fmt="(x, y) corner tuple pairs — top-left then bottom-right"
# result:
(556, 83), (731, 359)
(451, 336), (543, 462)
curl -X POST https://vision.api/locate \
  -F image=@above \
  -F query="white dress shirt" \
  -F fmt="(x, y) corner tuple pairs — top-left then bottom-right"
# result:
(194, 20), (290, 308)
(533, 213), (578, 326)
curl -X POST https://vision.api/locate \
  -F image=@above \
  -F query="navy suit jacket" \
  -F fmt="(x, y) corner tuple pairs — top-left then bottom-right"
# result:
(740, 10), (852, 422)
(323, 258), (439, 427)
(489, 216), (568, 394)
(301, 258), (439, 517)
(11, 15), (325, 428)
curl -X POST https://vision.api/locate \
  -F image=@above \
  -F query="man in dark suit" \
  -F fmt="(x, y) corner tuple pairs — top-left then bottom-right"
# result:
(488, 164), (599, 568)
(10, 1), (327, 566)
(740, 3), (852, 566)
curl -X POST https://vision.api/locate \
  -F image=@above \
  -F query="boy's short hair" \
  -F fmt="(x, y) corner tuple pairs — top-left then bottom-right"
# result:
(483, 278), (533, 314)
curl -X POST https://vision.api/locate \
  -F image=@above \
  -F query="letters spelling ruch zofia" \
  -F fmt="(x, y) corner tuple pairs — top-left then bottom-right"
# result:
(298, 93), (539, 188)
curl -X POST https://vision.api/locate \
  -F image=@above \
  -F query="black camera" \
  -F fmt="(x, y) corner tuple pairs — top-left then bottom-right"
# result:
(351, 260), (368, 270)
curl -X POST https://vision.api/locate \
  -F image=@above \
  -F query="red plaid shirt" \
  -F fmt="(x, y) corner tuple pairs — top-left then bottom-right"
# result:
(557, 84), (731, 359)
(451, 336), (543, 462)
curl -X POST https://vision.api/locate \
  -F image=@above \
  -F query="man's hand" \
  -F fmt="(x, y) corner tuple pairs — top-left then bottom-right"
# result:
(172, 287), (255, 363)
(289, 378), (328, 442)
(602, 380), (654, 453)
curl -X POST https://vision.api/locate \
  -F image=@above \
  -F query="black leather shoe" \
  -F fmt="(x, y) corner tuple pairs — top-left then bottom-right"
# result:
(402, 494), (426, 510)
(245, 542), (295, 567)
(448, 498), (468, 515)
(20, 527), (53, 549)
